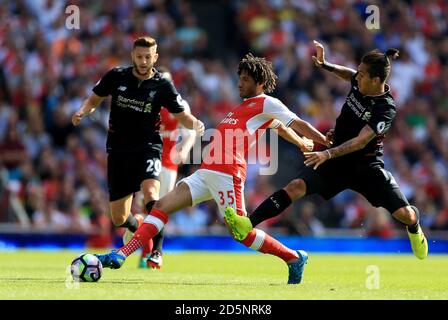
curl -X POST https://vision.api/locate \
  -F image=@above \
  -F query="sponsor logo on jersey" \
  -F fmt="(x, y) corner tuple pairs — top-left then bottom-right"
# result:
(144, 103), (152, 113)
(117, 95), (148, 112)
(362, 111), (371, 121)
(346, 93), (367, 118)
(220, 112), (238, 125)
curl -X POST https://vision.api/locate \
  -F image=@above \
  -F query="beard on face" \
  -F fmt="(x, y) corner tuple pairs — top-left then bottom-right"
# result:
(239, 87), (256, 99)
(133, 61), (151, 76)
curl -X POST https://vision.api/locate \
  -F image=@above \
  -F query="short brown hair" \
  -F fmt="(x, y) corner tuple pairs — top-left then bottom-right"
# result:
(133, 36), (157, 49)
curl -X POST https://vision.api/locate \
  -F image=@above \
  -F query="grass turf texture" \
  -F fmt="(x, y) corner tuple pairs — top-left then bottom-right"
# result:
(0, 250), (447, 300)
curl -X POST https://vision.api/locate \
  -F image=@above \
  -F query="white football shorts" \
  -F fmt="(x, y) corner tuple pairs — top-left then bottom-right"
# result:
(176, 169), (247, 217)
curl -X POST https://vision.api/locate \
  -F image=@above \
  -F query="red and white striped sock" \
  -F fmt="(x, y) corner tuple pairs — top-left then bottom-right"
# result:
(120, 237), (142, 257)
(118, 208), (169, 257)
(240, 229), (298, 263)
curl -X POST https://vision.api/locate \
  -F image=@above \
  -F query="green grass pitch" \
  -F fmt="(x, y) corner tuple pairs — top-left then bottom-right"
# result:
(0, 250), (447, 300)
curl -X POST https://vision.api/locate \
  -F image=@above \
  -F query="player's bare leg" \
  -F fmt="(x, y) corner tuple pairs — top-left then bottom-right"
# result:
(131, 179), (160, 267)
(141, 178), (161, 210)
(122, 177), (160, 245)
(109, 194), (134, 228)
(153, 181), (193, 213)
(393, 205), (428, 259)
(110, 194), (144, 243)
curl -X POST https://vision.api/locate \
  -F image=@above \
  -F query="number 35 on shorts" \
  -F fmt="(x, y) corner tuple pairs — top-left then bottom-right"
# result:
(218, 190), (235, 206)
(146, 158), (161, 176)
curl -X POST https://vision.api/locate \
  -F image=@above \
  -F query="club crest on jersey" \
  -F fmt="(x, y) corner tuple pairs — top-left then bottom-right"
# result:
(148, 91), (156, 101)
(142, 91), (156, 113)
(362, 111), (371, 121)
(118, 86), (127, 91)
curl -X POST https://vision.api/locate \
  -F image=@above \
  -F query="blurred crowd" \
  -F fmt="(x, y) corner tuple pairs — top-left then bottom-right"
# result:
(0, 0), (447, 244)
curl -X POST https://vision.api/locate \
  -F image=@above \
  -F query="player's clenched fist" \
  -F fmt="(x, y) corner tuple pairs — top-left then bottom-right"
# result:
(193, 119), (205, 136)
(325, 129), (334, 147)
(72, 108), (95, 126)
(300, 137), (314, 152)
(72, 111), (84, 126)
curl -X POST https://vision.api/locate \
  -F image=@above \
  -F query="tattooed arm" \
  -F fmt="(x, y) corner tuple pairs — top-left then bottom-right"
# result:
(326, 125), (376, 159)
(303, 125), (376, 169)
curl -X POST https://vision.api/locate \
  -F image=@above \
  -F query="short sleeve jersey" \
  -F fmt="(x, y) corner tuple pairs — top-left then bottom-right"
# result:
(160, 100), (192, 171)
(92, 67), (186, 153)
(332, 74), (397, 163)
(200, 94), (298, 181)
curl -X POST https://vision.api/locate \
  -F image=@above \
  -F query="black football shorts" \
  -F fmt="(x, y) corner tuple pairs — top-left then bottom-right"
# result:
(297, 159), (409, 214)
(107, 148), (162, 201)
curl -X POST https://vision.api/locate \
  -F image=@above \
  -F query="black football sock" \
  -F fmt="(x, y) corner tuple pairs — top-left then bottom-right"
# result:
(145, 200), (156, 214)
(407, 205), (420, 234)
(249, 189), (292, 227)
(119, 214), (139, 233)
(152, 228), (165, 253)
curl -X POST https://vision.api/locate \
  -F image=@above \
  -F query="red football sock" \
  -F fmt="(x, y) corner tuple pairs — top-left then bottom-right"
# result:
(119, 208), (168, 257)
(120, 237), (143, 257)
(141, 238), (153, 259)
(241, 229), (298, 263)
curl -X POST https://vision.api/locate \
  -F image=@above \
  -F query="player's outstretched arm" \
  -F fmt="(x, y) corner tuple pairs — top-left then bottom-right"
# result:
(274, 122), (314, 152)
(312, 40), (356, 82)
(72, 93), (105, 126)
(289, 118), (330, 147)
(173, 111), (205, 136)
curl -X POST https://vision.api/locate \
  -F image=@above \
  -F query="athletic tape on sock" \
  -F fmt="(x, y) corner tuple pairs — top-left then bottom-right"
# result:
(249, 229), (266, 251)
(143, 215), (165, 232)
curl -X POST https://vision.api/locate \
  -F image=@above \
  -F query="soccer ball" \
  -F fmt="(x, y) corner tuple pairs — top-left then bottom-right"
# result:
(71, 253), (103, 282)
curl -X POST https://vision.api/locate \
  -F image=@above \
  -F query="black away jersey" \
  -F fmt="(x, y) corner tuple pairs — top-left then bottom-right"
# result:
(333, 74), (396, 163)
(93, 67), (186, 153)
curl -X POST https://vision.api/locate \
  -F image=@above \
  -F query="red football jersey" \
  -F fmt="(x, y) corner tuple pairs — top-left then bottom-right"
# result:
(201, 94), (298, 181)
(160, 107), (180, 171)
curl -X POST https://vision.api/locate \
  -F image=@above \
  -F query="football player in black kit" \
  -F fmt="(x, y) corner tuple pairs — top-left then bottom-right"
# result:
(72, 36), (204, 249)
(225, 40), (428, 260)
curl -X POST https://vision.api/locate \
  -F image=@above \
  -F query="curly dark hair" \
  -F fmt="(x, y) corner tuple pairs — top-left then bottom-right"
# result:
(237, 53), (277, 93)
